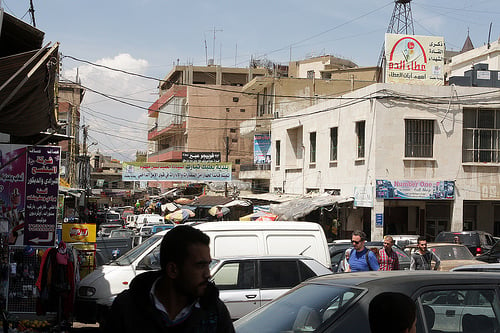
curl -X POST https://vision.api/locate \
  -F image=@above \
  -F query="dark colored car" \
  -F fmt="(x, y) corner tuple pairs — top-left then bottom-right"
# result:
(476, 240), (500, 263)
(434, 231), (495, 256)
(234, 271), (500, 333)
(329, 241), (410, 272)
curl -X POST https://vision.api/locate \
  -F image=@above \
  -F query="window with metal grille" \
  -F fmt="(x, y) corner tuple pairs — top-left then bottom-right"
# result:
(405, 119), (434, 158)
(330, 127), (338, 161)
(356, 121), (365, 158)
(310, 132), (316, 163)
(463, 108), (500, 163)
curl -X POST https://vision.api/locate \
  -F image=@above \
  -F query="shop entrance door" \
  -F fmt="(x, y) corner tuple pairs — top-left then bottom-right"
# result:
(425, 219), (448, 241)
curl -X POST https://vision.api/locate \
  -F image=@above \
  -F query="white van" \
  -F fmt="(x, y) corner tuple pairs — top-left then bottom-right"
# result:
(127, 214), (163, 229)
(74, 221), (330, 324)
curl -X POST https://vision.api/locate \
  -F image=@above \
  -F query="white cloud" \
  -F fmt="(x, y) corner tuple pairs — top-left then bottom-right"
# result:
(62, 54), (157, 161)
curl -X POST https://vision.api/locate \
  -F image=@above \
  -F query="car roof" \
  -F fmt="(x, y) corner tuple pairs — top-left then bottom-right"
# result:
(213, 254), (319, 261)
(305, 271), (500, 288)
(406, 242), (469, 248)
(452, 263), (500, 271)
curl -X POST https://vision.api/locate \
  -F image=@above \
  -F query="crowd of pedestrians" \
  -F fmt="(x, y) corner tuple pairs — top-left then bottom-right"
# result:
(344, 230), (440, 272)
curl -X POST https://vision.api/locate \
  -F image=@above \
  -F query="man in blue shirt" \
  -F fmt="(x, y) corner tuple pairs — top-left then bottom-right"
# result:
(348, 230), (379, 272)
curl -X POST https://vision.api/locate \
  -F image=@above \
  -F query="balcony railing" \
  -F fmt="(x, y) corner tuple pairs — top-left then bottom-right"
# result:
(240, 164), (271, 171)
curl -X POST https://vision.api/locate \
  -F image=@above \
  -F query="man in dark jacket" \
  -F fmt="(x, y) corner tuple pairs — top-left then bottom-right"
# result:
(104, 225), (234, 333)
(410, 236), (440, 271)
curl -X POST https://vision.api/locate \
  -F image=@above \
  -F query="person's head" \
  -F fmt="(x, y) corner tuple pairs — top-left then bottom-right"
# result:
(383, 236), (394, 251)
(417, 236), (427, 253)
(369, 292), (417, 333)
(453, 235), (460, 244)
(159, 225), (211, 298)
(351, 230), (367, 251)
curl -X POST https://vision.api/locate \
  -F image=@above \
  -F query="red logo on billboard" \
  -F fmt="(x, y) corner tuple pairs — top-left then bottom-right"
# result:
(407, 41), (415, 49)
(69, 227), (89, 241)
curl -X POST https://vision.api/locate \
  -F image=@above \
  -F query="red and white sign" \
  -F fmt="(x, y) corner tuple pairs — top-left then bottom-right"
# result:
(385, 34), (445, 85)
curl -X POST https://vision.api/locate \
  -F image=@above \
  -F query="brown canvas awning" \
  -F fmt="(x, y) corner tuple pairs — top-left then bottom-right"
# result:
(0, 45), (59, 136)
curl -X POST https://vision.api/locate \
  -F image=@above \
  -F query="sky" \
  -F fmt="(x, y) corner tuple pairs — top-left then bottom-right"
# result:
(3, 0), (500, 161)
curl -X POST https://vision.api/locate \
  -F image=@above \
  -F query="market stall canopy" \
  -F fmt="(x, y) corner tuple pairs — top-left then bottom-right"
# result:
(239, 211), (278, 221)
(270, 195), (353, 221)
(165, 209), (195, 223)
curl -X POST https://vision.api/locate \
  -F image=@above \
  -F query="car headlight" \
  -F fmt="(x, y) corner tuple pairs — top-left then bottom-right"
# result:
(78, 286), (96, 297)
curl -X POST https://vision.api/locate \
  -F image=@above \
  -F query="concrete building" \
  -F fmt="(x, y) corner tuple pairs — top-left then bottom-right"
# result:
(447, 37), (500, 78)
(271, 83), (500, 241)
(147, 64), (267, 191)
(57, 80), (85, 187)
(90, 151), (137, 207)
(239, 55), (377, 194)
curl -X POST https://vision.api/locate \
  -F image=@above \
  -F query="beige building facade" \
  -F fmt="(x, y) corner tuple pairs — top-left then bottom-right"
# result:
(271, 83), (500, 241)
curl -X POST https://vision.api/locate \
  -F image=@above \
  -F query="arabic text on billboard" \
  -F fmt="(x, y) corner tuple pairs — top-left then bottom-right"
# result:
(182, 152), (221, 163)
(385, 34), (445, 86)
(254, 134), (271, 164)
(375, 180), (454, 200)
(122, 162), (232, 182)
(0, 144), (60, 246)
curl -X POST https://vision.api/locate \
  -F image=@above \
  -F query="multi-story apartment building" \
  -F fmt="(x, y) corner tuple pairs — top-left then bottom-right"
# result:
(147, 65), (267, 191)
(271, 83), (500, 242)
(90, 151), (137, 207)
(239, 55), (378, 193)
(57, 80), (85, 187)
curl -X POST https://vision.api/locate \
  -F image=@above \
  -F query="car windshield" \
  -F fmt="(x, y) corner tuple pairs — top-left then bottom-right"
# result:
(112, 234), (163, 266)
(234, 283), (363, 333)
(431, 245), (474, 260)
(437, 233), (477, 245)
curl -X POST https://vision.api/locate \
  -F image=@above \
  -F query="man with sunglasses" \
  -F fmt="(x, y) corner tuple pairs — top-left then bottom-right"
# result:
(410, 236), (440, 270)
(347, 230), (379, 272)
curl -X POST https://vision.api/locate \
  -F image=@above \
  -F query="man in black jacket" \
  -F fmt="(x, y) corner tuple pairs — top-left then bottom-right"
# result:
(104, 225), (234, 333)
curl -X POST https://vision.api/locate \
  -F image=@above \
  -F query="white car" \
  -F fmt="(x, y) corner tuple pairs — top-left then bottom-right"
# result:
(210, 255), (332, 320)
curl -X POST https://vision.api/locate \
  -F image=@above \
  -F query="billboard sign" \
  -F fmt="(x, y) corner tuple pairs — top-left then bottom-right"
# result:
(254, 134), (271, 164)
(375, 180), (454, 200)
(122, 162), (232, 182)
(385, 33), (445, 85)
(0, 144), (60, 246)
(354, 185), (373, 207)
(182, 152), (221, 163)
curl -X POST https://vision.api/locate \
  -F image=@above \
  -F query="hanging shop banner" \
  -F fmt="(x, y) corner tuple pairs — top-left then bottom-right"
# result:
(354, 185), (374, 207)
(375, 180), (455, 200)
(122, 162), (232, 182)
(385, 33), (445, 85)
(62, 223), (96, 243)
(254, 134), (271, 164)
(182, 152), (221, 163)
(0, 144), (60, 247)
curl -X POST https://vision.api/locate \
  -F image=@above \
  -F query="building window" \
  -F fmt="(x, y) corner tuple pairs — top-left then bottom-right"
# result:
(235, 159), (240, 164)
(240, 108), (245, 112)
(309, 132), (316, 163)
(330, 127), (338, 161)
(307, 70), (315, 79)
(230, 128), (237, 133)
(405, 119), (434, 158)
(231, 138), (238, 143)
(233, 97), (239, 102)
(463, 108), (500, 163)
(276, 140), (281, 166)
(356, 121), (365, 159)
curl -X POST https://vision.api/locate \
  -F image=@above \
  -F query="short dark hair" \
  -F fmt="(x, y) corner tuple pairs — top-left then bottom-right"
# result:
(159, 225), (210, 271)
(369, 292), (416, 333)
(417, 236), (427, 243)
(352, 230), (367, 241)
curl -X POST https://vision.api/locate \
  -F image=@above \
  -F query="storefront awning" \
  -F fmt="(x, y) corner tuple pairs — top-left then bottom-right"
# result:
(270, 195), (353, 221)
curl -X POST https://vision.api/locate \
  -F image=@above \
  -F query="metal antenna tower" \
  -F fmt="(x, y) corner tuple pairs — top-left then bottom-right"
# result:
(376, 0), (415, 81)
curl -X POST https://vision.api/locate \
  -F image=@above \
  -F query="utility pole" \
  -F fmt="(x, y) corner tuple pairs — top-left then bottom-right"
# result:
(29, 0), (36, 27)
(208, 27), (223, 64)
